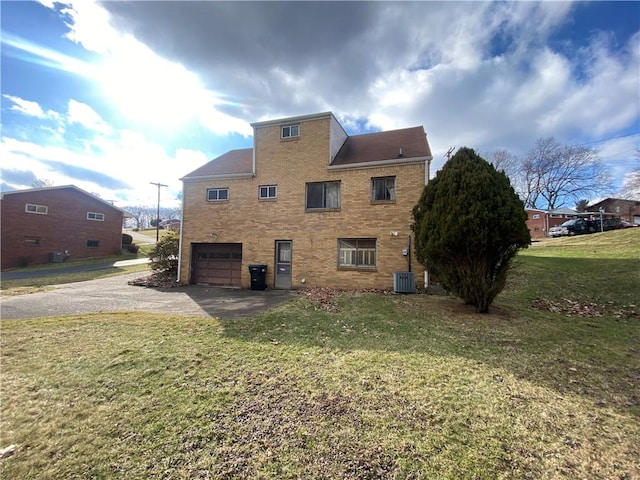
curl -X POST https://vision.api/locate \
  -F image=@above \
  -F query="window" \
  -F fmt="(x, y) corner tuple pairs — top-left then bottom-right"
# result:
(532, 214), (540, 220)
(259, 185), (277, 199)
(338, 239), (376, 269)
(306, 181), (340, 210)
(87, 240), (100, 248)
(25, 203), (48, 215)
(207, 188), (229, 201)
(371, 176), (396, 202)
(87, 212), (105, 221)
(281, 124), (299, 139)
(24, 237), (41, 246)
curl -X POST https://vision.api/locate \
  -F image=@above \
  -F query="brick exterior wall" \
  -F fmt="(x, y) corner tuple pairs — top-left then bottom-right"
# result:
(526, 209), (547, 238)
(588, 198), (640, 224)
(180, 116), (428, 290)
(1, 188), (124, 269)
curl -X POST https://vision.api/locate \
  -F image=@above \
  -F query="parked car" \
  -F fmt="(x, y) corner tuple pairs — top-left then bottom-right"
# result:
(559, 219), (596, 236)
(620, 221), (639, 228)
(548, 225), (563, 237)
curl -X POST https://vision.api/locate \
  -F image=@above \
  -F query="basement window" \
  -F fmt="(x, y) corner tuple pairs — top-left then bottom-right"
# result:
(87, 240), (100, 248)
(338, 238), (376, 269)
(25, 203), (48, 215)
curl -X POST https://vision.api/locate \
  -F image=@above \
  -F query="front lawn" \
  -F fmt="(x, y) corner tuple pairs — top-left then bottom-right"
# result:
(1, 229), (638, 479)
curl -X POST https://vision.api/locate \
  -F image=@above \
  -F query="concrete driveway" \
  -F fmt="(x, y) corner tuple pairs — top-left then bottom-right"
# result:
(0, 272), (295, 320)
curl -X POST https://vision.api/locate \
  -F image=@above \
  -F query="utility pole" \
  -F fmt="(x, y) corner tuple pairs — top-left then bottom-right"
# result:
(445, 146), (455, 161)
(150, 182), (168, 242)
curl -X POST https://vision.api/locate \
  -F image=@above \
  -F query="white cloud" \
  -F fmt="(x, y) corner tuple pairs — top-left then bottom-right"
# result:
(67, 99), (111, 134)
(3, 94), (51, 119)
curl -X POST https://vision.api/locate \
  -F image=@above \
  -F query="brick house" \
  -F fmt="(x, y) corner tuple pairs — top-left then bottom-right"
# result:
(587, 198), (640, 225)
(1, 185), (127, 269)
(178, 112), (433, 290)
(526, 207), (577, 238)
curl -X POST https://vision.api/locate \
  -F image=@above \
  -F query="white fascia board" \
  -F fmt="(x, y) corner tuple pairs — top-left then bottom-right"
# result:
(251, 111), (333, 128)
(180, 173), (255, 182)
(327, 156), (433, 171)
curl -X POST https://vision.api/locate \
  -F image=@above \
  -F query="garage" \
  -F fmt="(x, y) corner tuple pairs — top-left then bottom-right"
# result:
(191, 243), (242, 286)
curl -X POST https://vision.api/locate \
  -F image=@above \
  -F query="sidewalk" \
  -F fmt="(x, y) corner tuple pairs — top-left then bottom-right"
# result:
(1, 258), (150, 280)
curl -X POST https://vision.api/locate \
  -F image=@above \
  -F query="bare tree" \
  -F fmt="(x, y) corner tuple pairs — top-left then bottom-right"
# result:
(494, 138), (612, 210)
(619, 167), (640, 200)
(32, 178), (55, 188)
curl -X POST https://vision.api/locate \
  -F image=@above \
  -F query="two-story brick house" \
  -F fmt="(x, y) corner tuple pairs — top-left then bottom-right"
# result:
(1, 185), (127, 269)
(178, 112), (433, 290)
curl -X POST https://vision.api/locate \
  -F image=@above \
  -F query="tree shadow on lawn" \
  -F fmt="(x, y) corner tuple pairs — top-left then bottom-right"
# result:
(216, 264), (639, 420)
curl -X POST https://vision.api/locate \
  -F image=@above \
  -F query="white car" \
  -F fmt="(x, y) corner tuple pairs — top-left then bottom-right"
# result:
(548, 225), (563, 237)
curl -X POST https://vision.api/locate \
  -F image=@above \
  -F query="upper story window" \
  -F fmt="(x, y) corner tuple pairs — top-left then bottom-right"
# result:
(259, 185), (277, 200)
(338, 238), (376, 269)
(281, 124), (299, 139)
(25, 203), (48, 215)
(207, 188), (229, 202)
(306, 181), (340, 210)
(371, 176), (396, 202)
(532, 214), (540, 220)
(87, 212), (105, 221)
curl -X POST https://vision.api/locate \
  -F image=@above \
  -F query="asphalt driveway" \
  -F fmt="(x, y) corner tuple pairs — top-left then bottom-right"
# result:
(0, 272), (295, 320)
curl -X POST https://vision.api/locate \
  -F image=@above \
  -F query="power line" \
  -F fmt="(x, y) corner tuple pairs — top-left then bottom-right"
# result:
(574, 132), (639, 147)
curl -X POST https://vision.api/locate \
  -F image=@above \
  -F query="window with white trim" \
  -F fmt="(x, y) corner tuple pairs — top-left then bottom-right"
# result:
(259, 185), (277, 200)
(281, 124), (299, 139)
(532, 214), (540, 220)
(371, 176), (396, 202)
(207, 188), (229, 201)
(338, 238), (376, 269)
(87, 212), (105, 221)
(25, 203), (48, 215)
(306, 181), (340, 210)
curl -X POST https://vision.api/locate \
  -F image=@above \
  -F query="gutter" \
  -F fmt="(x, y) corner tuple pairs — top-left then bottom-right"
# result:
(328, 155), (432, 171)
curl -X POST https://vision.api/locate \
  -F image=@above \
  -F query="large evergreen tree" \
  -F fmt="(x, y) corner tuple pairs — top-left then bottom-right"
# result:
(412, 147), (530, 313)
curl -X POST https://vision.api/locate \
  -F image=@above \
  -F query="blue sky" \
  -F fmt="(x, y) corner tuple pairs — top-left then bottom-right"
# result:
(1, 0), (639, 208)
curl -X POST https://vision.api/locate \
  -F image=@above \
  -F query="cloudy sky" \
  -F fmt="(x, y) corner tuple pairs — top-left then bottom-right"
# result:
(2, 0), (639, 208)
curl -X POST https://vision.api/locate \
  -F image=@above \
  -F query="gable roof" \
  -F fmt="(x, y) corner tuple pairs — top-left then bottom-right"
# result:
(331, 126), (431, 167)
(182, 124), (431, 180)
(181, 148), (254, 180)
(0, 185), (127, 214)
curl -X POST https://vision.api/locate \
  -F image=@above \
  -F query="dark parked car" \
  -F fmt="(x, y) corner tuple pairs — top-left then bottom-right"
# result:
(559, 219), (596, 236)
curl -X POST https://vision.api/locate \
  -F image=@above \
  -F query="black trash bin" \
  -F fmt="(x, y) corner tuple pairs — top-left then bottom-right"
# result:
(248, 264), (267, 291)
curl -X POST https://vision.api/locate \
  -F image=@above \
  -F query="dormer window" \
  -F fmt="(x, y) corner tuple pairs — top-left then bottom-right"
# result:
(281, 124), (299, 139)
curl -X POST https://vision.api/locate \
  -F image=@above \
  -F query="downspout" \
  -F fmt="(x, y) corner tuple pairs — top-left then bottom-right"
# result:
(176, 181), (186, 283)
(424, 153), (432, 288)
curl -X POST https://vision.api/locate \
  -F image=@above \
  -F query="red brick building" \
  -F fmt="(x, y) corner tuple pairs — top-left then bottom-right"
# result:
(587, 198), (640, 225)
(526, 208), (577, 239)
(1, 185), (127, 269)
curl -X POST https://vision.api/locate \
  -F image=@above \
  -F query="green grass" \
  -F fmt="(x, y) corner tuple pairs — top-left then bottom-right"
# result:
(1, 229), (639, 479)
(0, 264), (151, 295)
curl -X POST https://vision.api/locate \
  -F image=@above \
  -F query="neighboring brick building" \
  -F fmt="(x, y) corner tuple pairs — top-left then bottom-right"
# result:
(179, 112), (433, 290)
(587, 198), (640, 224)
(1, 185), (127, 269)
(526, 207), (577, 238)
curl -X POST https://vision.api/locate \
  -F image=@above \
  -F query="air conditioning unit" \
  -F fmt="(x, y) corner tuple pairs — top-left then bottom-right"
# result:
(393, 271), (415, 294)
